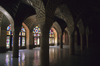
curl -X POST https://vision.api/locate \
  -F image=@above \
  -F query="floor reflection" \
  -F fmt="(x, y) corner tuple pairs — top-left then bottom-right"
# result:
(4, 46), (66, 66)
(19, 52), (25, 66)
(33, 50), (40, 66)
(5, 54), (13, 66)
(0, 45), (96, 66)
(49, 48), (55, 62)
(5, 52), (26, 66)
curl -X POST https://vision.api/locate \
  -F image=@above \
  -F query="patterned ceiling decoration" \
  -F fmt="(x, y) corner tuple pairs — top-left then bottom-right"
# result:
(0, 11), (3, 24)
(21, 0), (46, 26)
(23, 15), (37, 31)
(46, 0), (62, 18)
(54, 4), (75, 33)
(1, 14), (10, 30)
(25, 0), (45, 23)
(23, 0), (63, 27)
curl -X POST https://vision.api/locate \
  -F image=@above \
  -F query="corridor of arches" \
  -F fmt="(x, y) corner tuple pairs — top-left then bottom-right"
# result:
(0, 0), (100, 66)
(6, 23), (61, 50)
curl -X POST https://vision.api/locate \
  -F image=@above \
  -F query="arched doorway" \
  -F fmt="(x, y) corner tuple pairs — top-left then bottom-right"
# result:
(63, 30), (69, 45)
(49, 28), (57, 46)
(49, 29), (54, 45)
(6, 24), (26, 50)
(19, 26), (26, 48)
(33, 26), (58, 47)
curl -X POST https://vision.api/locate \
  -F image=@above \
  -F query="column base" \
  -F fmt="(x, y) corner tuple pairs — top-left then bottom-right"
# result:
(69, 51), (75, 55)
(60, 45), (63, 49)
(13, 56), (19, 58)
(81, 48), (85, 50)
(29, 45), (34, 49)
(0, 47), (7, 53)
(57, 43), (60, 46)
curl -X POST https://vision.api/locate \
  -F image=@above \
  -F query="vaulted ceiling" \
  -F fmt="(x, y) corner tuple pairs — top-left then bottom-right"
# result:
(0, 0), (100, 32)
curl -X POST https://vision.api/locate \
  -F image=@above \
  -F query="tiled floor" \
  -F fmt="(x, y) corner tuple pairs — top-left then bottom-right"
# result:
(0, 45), (100, 66)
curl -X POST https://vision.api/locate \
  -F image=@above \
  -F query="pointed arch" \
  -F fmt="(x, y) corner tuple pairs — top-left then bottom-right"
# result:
(51, 28), (57, 45)
(22, 23), (29, 49)
(0, 6), (14, 31)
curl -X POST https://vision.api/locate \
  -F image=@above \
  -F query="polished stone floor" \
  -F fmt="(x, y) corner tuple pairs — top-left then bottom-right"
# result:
(0, 45), (100, 66)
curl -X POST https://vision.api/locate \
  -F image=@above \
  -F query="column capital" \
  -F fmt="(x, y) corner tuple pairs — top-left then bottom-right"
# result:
(14, 26), (21, 32)
(69, 31), (75, 55)
(86, 27), (89, 35)
(67, 26), (75, 35)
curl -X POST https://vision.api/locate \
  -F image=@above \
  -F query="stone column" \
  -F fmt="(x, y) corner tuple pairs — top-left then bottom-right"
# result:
(88, 31), (93, 47)
(69, 32), (75, 55)
(60, 34), (63, 49)
(86, 34), (89, 48)
(0, 29), (7, 53)
(40, 25), (49, 66)
(80, 34), (85, 50)
(77, 30), (80, 46)
(77, 19), (85, 50)
(86, 27), (89, 48)
(13, 26), (21, 58)
(29, 30), (33, 49)
(57, 34), (59, 46)
(65, 32), (67, 44)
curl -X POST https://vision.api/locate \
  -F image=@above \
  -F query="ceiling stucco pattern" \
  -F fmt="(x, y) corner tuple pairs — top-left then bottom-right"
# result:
(0, 12), (3, 23)
(0, 0), (98, 36)
(25, 0), (45, 23)
(1, 15), (10, 30)
(55, 4), (75, 33)
(23, 15), (37, 30)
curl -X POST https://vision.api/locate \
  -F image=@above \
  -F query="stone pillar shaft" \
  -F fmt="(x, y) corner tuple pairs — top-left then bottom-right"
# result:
(65, 32), (67, 44)
(69, 32), (75, 55)
(13, 26), (21, 58)
(40, 27), (49, 66)
(77, 31), (80, 45)
(86, 34), (89, 48)
(0, 29), (7, 53)
(80, 34), (85, 50)
(57, 34), (59, 46)
(29, 30), (33, 49)
(60, 34), (63, 48)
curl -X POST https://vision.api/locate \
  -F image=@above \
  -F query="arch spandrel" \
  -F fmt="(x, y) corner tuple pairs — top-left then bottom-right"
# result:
(23, 15), (38, 31)
(1, 15), (10, 30)
(0, 12), (3, 27)
(0, 6), (14, 32)
(0, 12), (3, 23)
(54, 4), (75, 34)
(23, 0), (45, 23)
